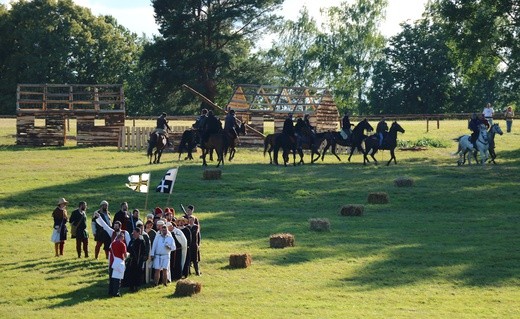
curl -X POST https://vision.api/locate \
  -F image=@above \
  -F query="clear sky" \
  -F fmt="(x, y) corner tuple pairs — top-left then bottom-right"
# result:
(1, 0), (429, 39)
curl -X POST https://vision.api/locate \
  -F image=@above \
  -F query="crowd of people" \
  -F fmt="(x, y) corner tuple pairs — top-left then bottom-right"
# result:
(51, 198), (202, 297)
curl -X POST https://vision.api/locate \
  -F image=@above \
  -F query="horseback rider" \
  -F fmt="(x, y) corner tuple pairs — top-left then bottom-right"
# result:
(341, 111), (353, 140)
(224, 109), (239, 140)
(155, 112), (172, 147)
(376, 118), (388, 147)
(201, 110), (222, 147)
(282, 113), (295, 140)
(303, 114), (315, 132)
(469, 113), (489, 149)
(193, 108), (208, 145)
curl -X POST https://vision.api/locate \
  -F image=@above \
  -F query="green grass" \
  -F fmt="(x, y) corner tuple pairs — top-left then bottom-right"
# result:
(0, 118), (519, 318)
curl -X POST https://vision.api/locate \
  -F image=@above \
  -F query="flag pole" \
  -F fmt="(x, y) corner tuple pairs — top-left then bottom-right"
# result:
(144, 172), (151, 211)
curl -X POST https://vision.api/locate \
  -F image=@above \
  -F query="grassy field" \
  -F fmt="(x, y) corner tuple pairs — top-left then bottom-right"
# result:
(0, 118), (519, 318)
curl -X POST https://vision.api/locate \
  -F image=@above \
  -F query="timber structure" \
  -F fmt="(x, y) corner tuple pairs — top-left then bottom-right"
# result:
(16, 84), (125, 146)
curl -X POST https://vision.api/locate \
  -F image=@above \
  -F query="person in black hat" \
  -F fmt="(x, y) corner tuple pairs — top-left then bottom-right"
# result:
(155, 112), (172, 147)
(341, 111), (353, 140)
(282, 113), (295, 138)
(224, 109), (239, 140)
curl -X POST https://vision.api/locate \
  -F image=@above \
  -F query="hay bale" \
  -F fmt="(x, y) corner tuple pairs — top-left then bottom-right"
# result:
(174, 279), (202, 297)
(394, 177), (414, 187)
(340, 205), (365, 216)
(203, 168), (222, 180)
(309, 218), (331, 231)
(367, 192), (389, 204)
(269, 233), (295, 248)
(229, 253), (252, 268)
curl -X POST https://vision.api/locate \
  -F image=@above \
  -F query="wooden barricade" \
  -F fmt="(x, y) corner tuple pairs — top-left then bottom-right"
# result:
(118, 126), (191, 151)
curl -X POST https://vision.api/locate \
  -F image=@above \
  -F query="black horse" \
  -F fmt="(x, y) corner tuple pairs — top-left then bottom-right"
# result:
(293, 118), (322, 164)
(363, 121), (405, 166)
(147, 132), (167, 164)
(320, 119), (374, 162)
(177, 129), (199, 160)
(272, 132), (297, 166)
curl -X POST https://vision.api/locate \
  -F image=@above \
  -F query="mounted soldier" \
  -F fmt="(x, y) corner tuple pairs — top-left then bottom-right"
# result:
(282, 113), (295, 142)
(201, 110), (222, 148)
(341, 111), (353, 140)
(376, 118), (388, 147)
(154, 112), (172, 147)
(193, 108), (208, 145)
(224, 109), (239, 140)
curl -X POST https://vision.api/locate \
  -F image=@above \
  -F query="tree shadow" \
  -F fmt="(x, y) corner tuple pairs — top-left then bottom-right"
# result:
(2, 156), (520, 294)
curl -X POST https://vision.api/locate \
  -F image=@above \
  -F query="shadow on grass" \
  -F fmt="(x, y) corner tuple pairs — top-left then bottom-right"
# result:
(2, 156), (520, 292)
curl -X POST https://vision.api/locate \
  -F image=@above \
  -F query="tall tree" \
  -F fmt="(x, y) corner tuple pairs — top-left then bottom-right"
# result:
(369, 20), (457, 114)
(0, 0), (142, 115)
(263, 7), (322, 87)
(145, 0), (283, 113)
(436, 0), (520, 107)
(319, 0), (387, 114)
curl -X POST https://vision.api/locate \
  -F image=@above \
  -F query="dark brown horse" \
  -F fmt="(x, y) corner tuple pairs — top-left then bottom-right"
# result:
(177, 129), (199, 160)
(320, 119), (374, 162)
(147, 132), (167, 164)
(200, 131), (229, 167)
(263, 133), (280, 164)
(225, 122), (247, 161)
(363, 121), (405, 166)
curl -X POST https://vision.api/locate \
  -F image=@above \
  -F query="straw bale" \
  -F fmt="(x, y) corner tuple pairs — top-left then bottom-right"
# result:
(229, 253), (252, 268)
(269, 233), (295, 248)
(367, 192), (389, 204)
(203, 168), (222, 180)
(340, 205), (364, 216)
(309, 218), (331, 231)
(174, 279), (202, 297)
(394, 177), (414, 187)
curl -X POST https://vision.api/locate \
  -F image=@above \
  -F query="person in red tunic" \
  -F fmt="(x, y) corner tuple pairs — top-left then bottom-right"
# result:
(109, 232), (127, 297)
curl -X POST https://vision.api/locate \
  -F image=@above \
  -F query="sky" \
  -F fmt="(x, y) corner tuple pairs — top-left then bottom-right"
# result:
(1, 0), (429, 39)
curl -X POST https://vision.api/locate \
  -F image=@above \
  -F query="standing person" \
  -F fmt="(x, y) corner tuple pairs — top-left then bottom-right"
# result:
(126, 227), (147, 292)
(138, 221), (152, 284)
(169, 221), (188, 281)
(187, 216), (201, 276)
(483, 102), (494, 126)
(92, 200), (111, 259)
(150, 224), (175, 286)
(108, 233), (127, 297)
(504, 106), (514, 133)
(52, 198), (69, 257)
(178, 218), (192, 278)
(126, 208), (142, 232)
(183, 204), (200, 227)
(69, 201), (89, 258)
(113, 202), (129, 231)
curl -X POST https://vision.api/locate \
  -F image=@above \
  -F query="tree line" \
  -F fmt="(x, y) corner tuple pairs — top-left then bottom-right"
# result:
(1, 0), (518, 116)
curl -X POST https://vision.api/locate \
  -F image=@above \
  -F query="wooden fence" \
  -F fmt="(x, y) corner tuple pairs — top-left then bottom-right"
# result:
(118, 126), (191, 151)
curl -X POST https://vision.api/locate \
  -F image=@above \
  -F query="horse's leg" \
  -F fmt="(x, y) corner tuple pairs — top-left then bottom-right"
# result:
(331, 143), (341, 161)
(201, 148), (208, 166)
(370, 148), (379, 165)
(387, 148), (396, 166)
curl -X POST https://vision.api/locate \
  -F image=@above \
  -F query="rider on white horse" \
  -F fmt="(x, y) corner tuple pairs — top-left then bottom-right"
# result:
(468, 113), (489, 149)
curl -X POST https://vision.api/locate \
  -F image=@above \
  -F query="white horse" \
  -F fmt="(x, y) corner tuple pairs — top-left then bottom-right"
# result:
(454, 124), (489, 165)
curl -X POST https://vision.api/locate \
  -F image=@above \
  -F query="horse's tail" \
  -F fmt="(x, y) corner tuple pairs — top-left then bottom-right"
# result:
(147, 133), (157, 157)
(263, 135), (271, 157)
(178, 131), (189, 153)
(452, 136), (464, 142)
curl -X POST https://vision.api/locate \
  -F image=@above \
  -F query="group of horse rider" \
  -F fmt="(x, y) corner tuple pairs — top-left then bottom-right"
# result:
(153, 109), (240, 149)
(280, 111), (391, 149)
